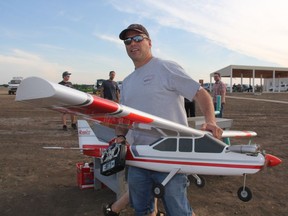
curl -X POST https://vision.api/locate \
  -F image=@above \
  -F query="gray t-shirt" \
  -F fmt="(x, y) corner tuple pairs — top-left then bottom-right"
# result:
(121, 57), (200, 145)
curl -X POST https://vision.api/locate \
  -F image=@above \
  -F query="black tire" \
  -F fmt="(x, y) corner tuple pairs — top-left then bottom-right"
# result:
(194, 175), (206, 188)
(153, 183), (165, 198)
(237, 186), (252, 202)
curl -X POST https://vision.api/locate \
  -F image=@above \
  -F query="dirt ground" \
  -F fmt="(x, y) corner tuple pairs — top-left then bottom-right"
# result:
(0, 87), (287, 216)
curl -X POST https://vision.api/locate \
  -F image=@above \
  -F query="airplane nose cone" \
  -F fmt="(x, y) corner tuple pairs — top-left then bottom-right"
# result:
(265, 154), (282, 167)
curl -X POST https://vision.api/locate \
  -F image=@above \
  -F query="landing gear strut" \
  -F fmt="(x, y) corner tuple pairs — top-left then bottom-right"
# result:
(192, 174), (206, 188)
(238, 174), (252, 202)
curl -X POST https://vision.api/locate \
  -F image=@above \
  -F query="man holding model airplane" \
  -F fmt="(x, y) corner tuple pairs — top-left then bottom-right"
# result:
(104, 23), (223, 216)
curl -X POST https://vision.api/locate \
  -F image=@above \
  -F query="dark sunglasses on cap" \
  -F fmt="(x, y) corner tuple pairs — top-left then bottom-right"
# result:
(124, 35), (148, 45)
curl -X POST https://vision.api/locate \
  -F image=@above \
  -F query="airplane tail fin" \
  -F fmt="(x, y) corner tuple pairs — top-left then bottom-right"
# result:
(77, 120), (109, 157)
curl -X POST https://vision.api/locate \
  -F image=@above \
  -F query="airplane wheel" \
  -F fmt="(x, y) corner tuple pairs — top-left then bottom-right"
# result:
(237, 186), (252, 202)
(194, 175), (206, 188)
(153, 183), (165, 198)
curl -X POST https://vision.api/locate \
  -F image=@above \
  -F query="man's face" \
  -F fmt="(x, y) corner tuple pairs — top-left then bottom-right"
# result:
(124, 30), (152, 63)
(63, 75), (70, 81)
(214, 74), (220, 82)
(109, 72), (115, 80)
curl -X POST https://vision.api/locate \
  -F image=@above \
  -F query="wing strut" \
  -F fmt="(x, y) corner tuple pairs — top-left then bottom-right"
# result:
(161, 168), (180, 186)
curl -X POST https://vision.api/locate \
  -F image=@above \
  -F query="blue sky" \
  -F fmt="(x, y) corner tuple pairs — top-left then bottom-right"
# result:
(1, 0), (287, 85)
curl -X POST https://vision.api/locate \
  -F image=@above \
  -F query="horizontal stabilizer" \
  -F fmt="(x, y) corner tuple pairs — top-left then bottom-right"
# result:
(77, 120), (109, 157)
(43, 147), (95, 150)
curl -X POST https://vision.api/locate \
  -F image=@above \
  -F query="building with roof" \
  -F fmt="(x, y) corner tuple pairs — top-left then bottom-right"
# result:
(210, 65), (288, 92)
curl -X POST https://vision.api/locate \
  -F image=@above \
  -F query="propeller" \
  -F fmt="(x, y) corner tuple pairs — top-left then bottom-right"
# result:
(265, 154), (282, 167)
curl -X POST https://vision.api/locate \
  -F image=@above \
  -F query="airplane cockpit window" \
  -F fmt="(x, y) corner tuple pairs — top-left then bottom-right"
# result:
(194, 134), (226, 153)
(153, 138), (177, 151)
(179, 138), (193, 152)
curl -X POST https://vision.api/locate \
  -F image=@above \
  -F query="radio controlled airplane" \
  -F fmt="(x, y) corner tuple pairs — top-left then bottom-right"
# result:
(16, 77), (282, 202)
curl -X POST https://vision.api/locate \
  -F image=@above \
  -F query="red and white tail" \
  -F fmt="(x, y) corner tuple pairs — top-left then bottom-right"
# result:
(77, 120), (109, 157)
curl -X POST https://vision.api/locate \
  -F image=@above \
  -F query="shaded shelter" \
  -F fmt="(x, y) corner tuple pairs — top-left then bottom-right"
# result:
(210, 65), (288, 92)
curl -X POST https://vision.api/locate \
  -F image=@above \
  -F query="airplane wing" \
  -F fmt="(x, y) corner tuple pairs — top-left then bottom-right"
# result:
(16, 77), (205, 137)
(16, 77), (257, 139)
(222, 130), (257, 138)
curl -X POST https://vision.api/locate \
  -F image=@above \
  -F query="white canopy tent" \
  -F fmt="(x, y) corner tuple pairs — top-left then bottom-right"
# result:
(210, 65), (288, 93)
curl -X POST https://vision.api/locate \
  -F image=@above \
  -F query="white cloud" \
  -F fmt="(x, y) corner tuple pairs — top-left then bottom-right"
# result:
(56, 10), (83, 22)
(0, 48), (130, 84)
(35, 43), (65, 50)
(93, 33), (123, 45)
(0, 49), (68, 83)
(110, 0), (288, 66)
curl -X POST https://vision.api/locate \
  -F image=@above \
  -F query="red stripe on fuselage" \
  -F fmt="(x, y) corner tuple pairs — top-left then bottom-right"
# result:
(126, 155), (263, 170)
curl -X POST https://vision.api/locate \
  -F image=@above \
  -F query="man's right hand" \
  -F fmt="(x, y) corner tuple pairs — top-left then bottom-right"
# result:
(200, 122), (223, 139)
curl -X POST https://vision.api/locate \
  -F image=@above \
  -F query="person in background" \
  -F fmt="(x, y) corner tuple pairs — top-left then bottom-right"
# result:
(105, 23), (222, 216)
(184, 98), (196, 117)
(212, 72), (226, 118)
(232, 83), (237, 92)
(100, 71), (120, 103)
(58, 71), (77, 130)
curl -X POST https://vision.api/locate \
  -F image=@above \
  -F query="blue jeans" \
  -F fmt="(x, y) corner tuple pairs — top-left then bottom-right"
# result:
(128, 166), (192, 216)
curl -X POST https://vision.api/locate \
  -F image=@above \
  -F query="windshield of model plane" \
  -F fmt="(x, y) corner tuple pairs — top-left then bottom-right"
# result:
(152, 134), (226, 153)
(194, 134), (226, 153)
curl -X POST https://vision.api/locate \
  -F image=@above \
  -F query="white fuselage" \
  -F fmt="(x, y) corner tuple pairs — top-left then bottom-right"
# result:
(125, 137), (265, 176)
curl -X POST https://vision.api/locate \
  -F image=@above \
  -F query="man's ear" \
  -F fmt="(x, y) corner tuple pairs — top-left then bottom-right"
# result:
(148, 39), (152, 48)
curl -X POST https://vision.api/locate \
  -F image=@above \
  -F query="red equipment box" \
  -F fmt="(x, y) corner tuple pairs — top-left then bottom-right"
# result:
(76, 162), (94, 189)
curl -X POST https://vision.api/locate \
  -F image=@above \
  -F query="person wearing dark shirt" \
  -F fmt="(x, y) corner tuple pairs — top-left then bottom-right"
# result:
(58, 71), (77, 130)
(184, 98), (196, 117)
(100, 71), (120, 102)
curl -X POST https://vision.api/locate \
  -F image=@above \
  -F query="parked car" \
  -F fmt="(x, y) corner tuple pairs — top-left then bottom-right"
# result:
(203, 83), (214, 92)
(117, 81), (123, 90)
(92, 79), (123, 94)
(242, 84), (253, 92)
(92, 79), (105, 94)
(8, 77), (23, 95)
(225, 84), (231, 92)
(203, 82), (231, 92)
(269, 83), (288, 92)
(232, 84), (252, 92)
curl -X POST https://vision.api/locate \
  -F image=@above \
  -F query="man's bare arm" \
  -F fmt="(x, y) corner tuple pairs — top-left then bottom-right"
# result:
(115, 126), (129, 143)
(194, 87), (223, 139)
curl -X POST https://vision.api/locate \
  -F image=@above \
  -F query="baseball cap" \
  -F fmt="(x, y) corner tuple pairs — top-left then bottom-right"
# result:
(62, 71), (71, 77)
(119, 24), (150, 40)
